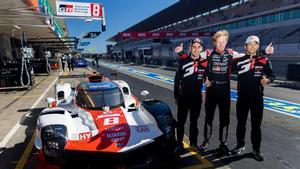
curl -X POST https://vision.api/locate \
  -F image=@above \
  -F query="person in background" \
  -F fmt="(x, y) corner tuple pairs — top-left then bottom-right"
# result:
(67, 54), (74, 71)
(60, 54), (66, 71)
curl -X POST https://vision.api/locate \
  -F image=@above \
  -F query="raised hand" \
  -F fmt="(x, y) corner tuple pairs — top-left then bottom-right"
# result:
(175, 43), (183, 53)
(265, 42), (274, 55)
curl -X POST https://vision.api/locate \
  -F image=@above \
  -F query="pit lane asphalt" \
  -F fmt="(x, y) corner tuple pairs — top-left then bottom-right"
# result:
(0, 70), (88, 169)
(0, 74), (58, 169)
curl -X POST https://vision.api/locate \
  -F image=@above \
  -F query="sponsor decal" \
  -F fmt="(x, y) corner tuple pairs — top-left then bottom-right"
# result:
(56, 1), (103, 17)
(213, 66), (221, 72)
(111, 137), (125, 142)
(166, 32), (174, 36)
(254, 66), (263, 77)
(254, 71), (262, 77)
(97, 113), (120, 119)
(152, 32), (160, 37)
(105, 125), (125, 132)
(79, 132), (92, 140)
(106, 131), (126, 138)
(138, 33), (146, 37)
(102, 126), (129, 146)
(179, 32), (187, 36)
(59, 4), (73, 13)
(135, 125), (150, 133)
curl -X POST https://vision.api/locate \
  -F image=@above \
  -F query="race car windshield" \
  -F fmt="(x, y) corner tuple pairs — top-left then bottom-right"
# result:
(76, 88), (124, 109)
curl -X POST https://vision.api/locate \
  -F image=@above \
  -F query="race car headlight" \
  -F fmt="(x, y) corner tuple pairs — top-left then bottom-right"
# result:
(41, 125), (67, 158)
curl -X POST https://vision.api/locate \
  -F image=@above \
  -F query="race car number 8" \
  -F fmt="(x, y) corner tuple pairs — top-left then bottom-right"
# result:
(104, 117), (119, 125)
(91, 4), (101, 17)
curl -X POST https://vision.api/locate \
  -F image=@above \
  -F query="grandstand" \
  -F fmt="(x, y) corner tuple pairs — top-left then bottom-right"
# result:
(108, 0), (300, 80)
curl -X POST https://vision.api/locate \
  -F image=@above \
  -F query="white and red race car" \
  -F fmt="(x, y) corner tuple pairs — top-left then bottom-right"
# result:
(35, 73), (178, 169)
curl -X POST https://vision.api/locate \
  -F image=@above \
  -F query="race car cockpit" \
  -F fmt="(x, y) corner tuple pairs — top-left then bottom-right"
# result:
(76, 81), (125, 110)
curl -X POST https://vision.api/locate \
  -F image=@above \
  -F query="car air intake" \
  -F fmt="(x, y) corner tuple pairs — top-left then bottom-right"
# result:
(57, 91), (64, 100)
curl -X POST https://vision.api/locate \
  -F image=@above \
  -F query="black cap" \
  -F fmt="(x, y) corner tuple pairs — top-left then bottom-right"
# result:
(190, 38), (203, 46)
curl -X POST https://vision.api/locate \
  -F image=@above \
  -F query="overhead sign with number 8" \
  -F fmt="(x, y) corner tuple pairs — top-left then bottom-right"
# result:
(91, 4), (102, 17)
(56, 1), (104, 18)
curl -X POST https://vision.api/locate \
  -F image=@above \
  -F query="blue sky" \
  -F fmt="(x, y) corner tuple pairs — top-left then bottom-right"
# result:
(64, 0), (178, 53)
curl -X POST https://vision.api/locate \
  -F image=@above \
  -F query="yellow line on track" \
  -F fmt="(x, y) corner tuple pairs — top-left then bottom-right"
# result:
(15, 131), (36, 169)
(181, 141), (214, 169)
(14, 72), (64, 169)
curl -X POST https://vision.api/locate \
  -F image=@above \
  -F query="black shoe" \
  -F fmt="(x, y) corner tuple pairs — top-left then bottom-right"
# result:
(252, 149), (264, 161)
(231, 144), (246, 155)
(199, 141), (210, 152)
(219, 144), (231, 156)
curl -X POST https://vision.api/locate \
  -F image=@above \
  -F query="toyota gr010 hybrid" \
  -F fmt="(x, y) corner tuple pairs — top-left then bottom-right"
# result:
(35, 73), (178, 169)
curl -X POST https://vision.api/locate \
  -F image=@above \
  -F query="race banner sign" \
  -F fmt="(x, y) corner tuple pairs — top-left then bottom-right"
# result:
(118, 32), (214, 38)
(56, 1), (104, 17)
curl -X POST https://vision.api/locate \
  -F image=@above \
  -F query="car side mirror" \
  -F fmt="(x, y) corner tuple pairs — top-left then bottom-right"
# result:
(140, 90), (150, 100)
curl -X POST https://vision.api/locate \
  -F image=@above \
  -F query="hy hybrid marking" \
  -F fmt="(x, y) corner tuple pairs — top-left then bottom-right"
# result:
(100, 62), (300, 119)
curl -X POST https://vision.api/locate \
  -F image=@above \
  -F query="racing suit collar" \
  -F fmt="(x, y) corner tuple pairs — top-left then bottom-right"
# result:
(189, 54), (200, 60)
(245, 52), (260, 59)
(214, 48), (225, 55)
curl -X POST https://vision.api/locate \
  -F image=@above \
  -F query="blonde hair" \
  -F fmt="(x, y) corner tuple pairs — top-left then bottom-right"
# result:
(213, 30), (229, 42)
